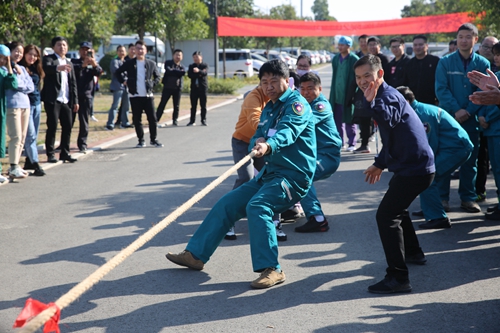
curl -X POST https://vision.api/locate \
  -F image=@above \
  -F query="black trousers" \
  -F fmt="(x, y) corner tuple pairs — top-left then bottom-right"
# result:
(72, 95), (92, 151)
(156, 87), (181, 122)
(357, 116), (373, 147)
(130, 97), (157, 142)
(376, 173), (434, 281)
(45, 101), (73, 158)
(476, 132), (489, 195)
(190, 88), (207, 123)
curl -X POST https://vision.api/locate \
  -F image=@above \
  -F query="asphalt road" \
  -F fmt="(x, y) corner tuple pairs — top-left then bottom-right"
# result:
(1, 66), (499, 333)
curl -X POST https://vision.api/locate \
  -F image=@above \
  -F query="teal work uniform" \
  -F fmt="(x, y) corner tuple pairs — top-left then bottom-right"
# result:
(435, 51), (490, 202)
(478, 72), (500, 204)
(411, 100), (473, 220)
(300, 93), (342, 218)
(0, 68), (18, 158)
(186, 88), (316, 272)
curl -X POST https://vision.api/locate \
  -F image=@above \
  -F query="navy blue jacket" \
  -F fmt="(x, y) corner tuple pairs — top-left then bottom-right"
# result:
(363, 82), (435, 176)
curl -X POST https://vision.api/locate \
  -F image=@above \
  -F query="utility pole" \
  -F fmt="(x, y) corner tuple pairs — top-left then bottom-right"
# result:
(214, 0), (219, 79)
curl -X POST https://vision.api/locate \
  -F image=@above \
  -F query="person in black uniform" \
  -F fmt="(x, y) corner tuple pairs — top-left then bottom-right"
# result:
(156, 48), (185, 126)
(367, 36), (389, 73)
(71, 41), (102, 153)
(403, 35), (440, 105)
(385, 37), (410, 88)
(187, 51), (209, 126)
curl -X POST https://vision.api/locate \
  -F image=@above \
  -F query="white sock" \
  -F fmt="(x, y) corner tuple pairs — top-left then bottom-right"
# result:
(314, 215), (325, 222)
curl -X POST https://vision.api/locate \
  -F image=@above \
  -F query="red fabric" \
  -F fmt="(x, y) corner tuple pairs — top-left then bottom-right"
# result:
(13, 298), (61, 333)
(218, 12), (475, 37)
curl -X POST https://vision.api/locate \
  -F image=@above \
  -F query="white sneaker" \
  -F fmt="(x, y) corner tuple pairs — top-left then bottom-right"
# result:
(91, 116), (99, 122)
(8, 166), (28, 175)
(158, 123), (167, 128)
(225, 227), (237, 240)
(0, 174), (7, 183)
(346, 145), (356, 152)
(9, 166), (28, 179)
(274, 221), (287, 241)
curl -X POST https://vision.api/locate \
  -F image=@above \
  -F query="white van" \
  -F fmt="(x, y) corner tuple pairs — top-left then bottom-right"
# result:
(97, 35), (166, 71)
(218, 49), (254, 78)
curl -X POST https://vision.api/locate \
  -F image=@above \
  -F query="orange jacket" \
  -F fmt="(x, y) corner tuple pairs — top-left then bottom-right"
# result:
(232, 86), (270, 143)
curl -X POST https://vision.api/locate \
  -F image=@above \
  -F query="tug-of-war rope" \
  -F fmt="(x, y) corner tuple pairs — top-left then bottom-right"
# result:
(14, 151), (256, 333)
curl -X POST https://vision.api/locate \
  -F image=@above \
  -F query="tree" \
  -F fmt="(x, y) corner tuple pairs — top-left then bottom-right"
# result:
(161, 0), (210, 56)
(311, 0), (335, 21)
(117, 0), (165, 41)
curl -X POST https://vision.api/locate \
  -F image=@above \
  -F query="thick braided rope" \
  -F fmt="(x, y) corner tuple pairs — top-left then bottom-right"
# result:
(19, 151), (256, 333)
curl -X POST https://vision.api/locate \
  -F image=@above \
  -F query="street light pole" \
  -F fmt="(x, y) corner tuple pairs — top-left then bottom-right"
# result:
(214, 0), (219, 79)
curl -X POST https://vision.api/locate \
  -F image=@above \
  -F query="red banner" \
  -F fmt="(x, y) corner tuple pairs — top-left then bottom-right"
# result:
(218, 12), (475, 37)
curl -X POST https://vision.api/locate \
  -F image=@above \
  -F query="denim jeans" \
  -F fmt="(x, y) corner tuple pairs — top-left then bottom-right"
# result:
(107, 90), (130, 127)
(25, 103), (42, 163)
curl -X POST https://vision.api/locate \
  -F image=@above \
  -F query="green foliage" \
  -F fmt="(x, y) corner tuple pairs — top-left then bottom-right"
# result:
(311, 0), (336, 21)
(162, 0), (210, 55)
(117, 0), (165, 41)
(98, 53), (117, 79)
(181, 77), (245, 94)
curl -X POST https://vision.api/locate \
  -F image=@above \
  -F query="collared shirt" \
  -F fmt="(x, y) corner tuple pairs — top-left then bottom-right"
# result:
(55, 53), (69, 104)
(458, 51), (473, 72)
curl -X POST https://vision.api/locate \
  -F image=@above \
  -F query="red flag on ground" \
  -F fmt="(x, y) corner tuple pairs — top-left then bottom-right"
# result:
(13, 298), (60, 333)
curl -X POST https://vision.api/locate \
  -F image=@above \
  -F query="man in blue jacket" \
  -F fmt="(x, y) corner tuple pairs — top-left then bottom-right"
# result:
(435, 23), (490, 213)
(166, 60), (317, 289)
(397, 86), (473, 229)
(356, 55), (435, 294)
(295, 72), (342, 233)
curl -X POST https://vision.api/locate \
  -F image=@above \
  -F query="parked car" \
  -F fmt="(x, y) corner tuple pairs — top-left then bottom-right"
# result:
(250, 53), (267, 73)
(218, 48), (254, 78)
(300, 50), (317, 65)
(279, 51), (297, 69)
(278, 47), (301, 58)
(252, 49), (292, 69)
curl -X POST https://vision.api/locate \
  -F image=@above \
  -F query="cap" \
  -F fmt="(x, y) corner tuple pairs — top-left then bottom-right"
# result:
(80, 41), (93, 49)
(0, 45), (11, 57)
(338, 36), (353, 47)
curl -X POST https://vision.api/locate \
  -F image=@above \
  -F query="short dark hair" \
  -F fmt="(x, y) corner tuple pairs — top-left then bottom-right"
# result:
(396, 86), (415, 103)
(7, 41), (23, 51)
(300, 72), (321, 86)
(458, 23), (478, 36)
(390, 37), (405, 45)
(135, 40), (145, 47)
(413, 35), (428, 43)
(173, 49), (182, 54)
(51, 36), (67, 47)
(353, 54), (383, 72)
(259, 59), (289, 80)
(192, 51), (202, 56)
(367, 36), (381, 45)
(492, 42), (500, 55)
(116, 44), (125, 51)
(297, 54), (311, 66)
(449, 39), (457, 46)
(358, 34), (368, 41)
(289, 71), (300, 89)
(128, 43), (135, 49)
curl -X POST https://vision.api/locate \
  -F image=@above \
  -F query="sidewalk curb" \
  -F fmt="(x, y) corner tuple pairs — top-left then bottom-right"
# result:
(0, 94), (243, 187)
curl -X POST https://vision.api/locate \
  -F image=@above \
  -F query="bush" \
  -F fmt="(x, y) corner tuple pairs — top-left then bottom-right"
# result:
(98, 53), (116, 79)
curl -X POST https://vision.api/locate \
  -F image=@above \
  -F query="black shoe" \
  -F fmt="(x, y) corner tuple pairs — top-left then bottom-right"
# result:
(368, 276), (412, 294)
(105, 125), (114, 131)
(24, 157), (35, 170)
(187, 122), (195, 126)
(120, 123), (134, 129)
(60, 155), (77, 163)
(150, 140), (164, 148)
(419, 217), (452, 229)
(405, 252), (427, 265)
(412, 210), (424, 217)
(32, 163), (46, 176)
(487, 204), (498, 213)
(79, 147), (87, 154)
(485, 208), (500, 221)
(281, 207), (305, 222)
(172, 120), (178, 126)
(47, 155), (58, 163)
(295, 216), (330, 233)
(451, 170), (460, 179)
(201, 120), (207, 126)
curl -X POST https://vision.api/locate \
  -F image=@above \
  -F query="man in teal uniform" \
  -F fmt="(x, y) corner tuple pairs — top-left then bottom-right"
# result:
(435, 23), (490, 213)
(397, 86), (473, 229)
(294, 72), (342, 233)
(166, 60), (317, 289)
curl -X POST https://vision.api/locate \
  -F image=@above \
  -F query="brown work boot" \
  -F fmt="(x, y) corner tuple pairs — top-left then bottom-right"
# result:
(165, 250), (204, 270)
(250, 268), (286, 289)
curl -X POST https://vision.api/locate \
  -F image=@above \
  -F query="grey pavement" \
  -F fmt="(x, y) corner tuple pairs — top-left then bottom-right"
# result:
(1, 66), (499, 332)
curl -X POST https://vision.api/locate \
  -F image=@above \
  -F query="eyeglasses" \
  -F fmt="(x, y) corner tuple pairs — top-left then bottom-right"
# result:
(296, 64), (310, 69)
(482, 45), (492, 51)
